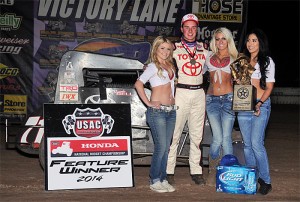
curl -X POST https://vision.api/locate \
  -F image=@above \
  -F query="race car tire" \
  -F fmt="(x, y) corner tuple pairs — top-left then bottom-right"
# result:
(39, 136), (45, 170)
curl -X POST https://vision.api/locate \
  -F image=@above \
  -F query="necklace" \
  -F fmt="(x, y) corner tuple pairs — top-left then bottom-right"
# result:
(181, 39), (196, 65)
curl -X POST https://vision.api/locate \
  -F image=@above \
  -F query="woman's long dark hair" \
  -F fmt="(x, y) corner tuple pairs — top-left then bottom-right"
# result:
(243, 28), (270, 89)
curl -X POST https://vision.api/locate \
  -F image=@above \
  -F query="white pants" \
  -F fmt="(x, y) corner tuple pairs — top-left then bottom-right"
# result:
(167, 88), (206, 175)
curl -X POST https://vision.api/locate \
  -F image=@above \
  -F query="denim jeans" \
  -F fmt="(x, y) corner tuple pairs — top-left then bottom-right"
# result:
(146, 107), (176, 184)
(206, 93), (236, 159)
(237, 98), (271, 184)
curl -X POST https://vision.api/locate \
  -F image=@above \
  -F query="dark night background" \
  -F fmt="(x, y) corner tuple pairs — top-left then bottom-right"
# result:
(246, 0), (299, 87)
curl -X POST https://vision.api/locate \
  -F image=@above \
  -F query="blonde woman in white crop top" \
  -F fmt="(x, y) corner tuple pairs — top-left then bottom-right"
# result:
(204, 27), (238, 187)
(135, 36), (177, 193)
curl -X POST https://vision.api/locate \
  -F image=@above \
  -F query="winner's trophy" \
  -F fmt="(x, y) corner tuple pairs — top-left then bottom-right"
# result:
(230, 55), (256, 111)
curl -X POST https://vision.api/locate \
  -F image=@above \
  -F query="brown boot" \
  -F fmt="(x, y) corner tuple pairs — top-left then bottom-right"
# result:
(206, 157), (220, 187)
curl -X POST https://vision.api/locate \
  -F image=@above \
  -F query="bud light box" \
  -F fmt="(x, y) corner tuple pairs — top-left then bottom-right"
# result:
(216, 165), (257, 195)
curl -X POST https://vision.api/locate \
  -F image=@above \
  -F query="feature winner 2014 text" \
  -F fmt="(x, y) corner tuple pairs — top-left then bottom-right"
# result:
(50, 159), (129, 174)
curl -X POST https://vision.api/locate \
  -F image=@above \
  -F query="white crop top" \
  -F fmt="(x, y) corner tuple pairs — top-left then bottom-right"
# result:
(251, 57), (276, 83)
(138, 63), (175, 97)
(204, 51), (234, 84)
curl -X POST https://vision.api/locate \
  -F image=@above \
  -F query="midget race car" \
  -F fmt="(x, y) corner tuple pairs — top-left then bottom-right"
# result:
(6, 51), (216, 169)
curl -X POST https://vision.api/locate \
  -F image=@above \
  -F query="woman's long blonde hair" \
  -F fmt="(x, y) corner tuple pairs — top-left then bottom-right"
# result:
(210, 27), (238, 60)
(149, 36), (175, 78)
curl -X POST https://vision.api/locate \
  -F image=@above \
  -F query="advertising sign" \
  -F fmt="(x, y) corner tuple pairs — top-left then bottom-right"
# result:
(46, 136), (133, 190)
(44, 103), (133, 190)
(0, 94), (27, 121)
(0, 0), (248, 122)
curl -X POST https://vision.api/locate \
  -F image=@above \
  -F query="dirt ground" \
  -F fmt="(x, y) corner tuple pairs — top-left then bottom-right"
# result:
(0, 104), (299, 201)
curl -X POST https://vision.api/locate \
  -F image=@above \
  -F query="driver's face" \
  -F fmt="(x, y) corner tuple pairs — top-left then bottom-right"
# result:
(181, 21), (198, 42)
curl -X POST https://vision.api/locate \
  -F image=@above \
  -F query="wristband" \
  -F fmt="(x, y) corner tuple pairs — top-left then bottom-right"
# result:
(257, 100), (264, 105)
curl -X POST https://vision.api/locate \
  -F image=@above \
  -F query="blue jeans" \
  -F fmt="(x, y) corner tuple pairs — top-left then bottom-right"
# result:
(237, 98), (271, 184)
(206, 93), (236, 159)
(146, 107), (176, 184)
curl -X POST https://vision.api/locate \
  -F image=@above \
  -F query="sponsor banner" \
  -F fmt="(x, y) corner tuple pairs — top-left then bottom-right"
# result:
(0, 0), (248, 123)
(59, 92), (78, 101)
(195, 0), (244, 23)
(0, 0), (34, 120)
(44, 103), (133, 190)
(44, 103), (131, 138)
(0, 63), (19, 79)
(0, 94), (27, 121)
(47, 136), (133, 190)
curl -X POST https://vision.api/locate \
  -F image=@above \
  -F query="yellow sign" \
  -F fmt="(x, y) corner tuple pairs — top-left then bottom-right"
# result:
(197, 14), (242, 23)
(3, 94), (27, 114)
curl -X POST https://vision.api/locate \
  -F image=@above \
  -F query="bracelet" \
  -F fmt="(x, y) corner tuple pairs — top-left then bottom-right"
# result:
(257, 100), (264, 105)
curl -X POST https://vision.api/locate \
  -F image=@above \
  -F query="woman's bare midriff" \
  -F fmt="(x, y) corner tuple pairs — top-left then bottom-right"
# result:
(251, 78), (264, 99)
(207, 71), (233, 96)
(150, 83), (175, 105)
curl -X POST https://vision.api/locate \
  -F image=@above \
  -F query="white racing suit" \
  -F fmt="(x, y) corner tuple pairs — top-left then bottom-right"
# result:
(167, 40), (208, 175)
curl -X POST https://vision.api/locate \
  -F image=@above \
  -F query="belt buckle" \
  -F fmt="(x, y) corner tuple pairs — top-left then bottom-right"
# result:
(166, 106), (172, 112)
(160, 105), (177, 112)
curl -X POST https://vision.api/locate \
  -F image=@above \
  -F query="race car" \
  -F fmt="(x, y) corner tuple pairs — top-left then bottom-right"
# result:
(8, 51), (214, 169)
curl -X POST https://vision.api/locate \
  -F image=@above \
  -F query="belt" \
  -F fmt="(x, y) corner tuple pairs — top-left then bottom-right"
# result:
(160, 104), (178, 111)
(176, 83), (203, 90)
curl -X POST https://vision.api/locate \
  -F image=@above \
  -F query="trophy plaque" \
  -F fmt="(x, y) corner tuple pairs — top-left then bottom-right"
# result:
(230, 55), (256, 111)
(232, 84), (257, 111)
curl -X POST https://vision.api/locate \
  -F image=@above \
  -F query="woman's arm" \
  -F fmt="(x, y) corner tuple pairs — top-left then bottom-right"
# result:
(135, 80), (151, 107)
(254, 82), (274, 116)
(258, 82), (274, 104)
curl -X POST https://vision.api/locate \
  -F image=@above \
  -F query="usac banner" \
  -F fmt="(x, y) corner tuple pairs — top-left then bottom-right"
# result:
(44, 103), (133, 190)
